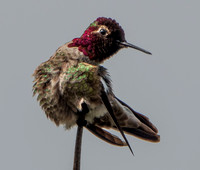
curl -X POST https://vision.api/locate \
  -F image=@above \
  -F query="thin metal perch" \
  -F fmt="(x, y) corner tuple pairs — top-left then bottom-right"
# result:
(73, 125), (83, 170)
(73, 103), (89, 170)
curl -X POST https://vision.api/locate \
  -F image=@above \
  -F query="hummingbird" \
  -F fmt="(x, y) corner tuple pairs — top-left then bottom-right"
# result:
(33, 17), (160, 156)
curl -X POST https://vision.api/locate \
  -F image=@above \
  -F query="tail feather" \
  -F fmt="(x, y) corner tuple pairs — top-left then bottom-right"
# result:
(85, 124), (127, 146)
(122, 127), (160, 142)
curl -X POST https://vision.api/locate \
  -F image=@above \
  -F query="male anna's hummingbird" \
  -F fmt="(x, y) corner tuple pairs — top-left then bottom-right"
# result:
(33, 17), (160, 155)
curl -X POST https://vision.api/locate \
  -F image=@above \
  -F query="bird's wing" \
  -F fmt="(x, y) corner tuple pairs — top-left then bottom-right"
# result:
(94, 96), (160, 143)
(115, 96), (158, 133)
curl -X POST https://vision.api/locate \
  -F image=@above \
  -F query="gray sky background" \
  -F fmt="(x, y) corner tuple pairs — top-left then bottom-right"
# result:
(1, 0), (200, 170)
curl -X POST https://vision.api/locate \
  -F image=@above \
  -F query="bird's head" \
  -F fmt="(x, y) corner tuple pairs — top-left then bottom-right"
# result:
(68, 17), (151, 63)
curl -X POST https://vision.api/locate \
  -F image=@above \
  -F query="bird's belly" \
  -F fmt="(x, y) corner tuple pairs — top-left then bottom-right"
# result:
(85, 104), (107, 124)
(36, 62), (103, 128)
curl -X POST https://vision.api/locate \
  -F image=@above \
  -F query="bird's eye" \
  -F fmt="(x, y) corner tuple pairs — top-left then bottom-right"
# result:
(99, 29), (107, 35)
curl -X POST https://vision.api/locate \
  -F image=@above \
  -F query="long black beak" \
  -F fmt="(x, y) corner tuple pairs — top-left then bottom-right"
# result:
(117, 41), (152, 55)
